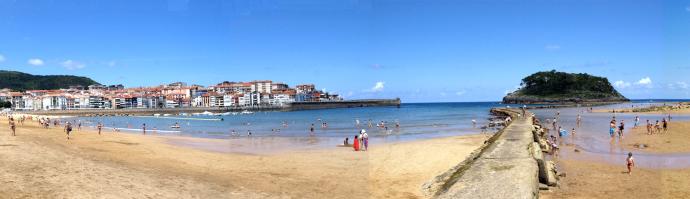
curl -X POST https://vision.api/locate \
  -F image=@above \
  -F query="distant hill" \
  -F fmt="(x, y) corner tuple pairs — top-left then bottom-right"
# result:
(503, 70), (629, 104)
(0, 70), (100, 91)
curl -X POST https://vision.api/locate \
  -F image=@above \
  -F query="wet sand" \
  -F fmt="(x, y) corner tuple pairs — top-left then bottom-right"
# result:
(0, 117), (487, 198)
(540, 158), (690, 199)
(593, 102), (690, 114)
(535, 105), (690, 199)
(620, 121), (690, 154)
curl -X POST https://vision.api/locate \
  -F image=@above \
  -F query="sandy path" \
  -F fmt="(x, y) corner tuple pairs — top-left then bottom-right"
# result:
(0, 117), (486, 198)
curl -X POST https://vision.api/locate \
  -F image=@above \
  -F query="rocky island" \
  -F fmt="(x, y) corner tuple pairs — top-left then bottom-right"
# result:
(503, 70), (629, 104)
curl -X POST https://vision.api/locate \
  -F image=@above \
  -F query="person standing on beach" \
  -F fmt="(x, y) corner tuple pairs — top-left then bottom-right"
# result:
(634, 116), (640, 129)
(618, 120), (625, 139)
(662, 118), (668, 132)
(362, 129), (369, 151)
(9, 118), (16, 136)
(609, 121), (616, 139)
(65, 122), (73, 140)
(353, 135), (360, 151)
(97, 122), (103, 135)
(142, 123), (146, 135)
(626, 152), (635, 175)
(576, 114), (582, 127)
(309, 124), (315, 135)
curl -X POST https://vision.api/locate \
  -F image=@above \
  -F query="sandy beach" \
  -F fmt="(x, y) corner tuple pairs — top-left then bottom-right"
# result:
(540, 158), (690, 199)
(620, 121), (690, 154)
(0, 117), (487, 198)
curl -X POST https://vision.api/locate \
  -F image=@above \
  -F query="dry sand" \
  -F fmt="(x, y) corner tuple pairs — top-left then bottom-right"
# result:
(620, 121), (690, 153)
(0, 117), (487, 198)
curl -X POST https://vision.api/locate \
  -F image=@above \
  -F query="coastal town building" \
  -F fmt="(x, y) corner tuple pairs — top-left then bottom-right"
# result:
(0, 80), (342, 111)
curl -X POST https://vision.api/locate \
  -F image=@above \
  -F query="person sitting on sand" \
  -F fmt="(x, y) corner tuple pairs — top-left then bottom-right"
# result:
(626, 152), (635, 175)
(353, 135), (360, 151)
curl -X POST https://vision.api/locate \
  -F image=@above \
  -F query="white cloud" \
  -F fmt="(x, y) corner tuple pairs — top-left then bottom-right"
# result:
(635, 77), (652, 87)
(366, 81), (385, 92)
(0, 54), (5, 62)
(613, 80), (631, 89)
(28, 58), (44, 66)
(455, 90), (466, 96)
(61, 60), (86, 70)
(545, 44), (561, 51)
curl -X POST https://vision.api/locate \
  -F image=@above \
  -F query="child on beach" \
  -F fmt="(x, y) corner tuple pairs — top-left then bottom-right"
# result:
(353, 135), (360, 151)
(609, 121), (616, 138)
(626, 152), (635, 175)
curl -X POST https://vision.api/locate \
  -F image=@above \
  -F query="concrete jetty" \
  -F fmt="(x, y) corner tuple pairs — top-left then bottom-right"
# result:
(436, 109), (539, 199)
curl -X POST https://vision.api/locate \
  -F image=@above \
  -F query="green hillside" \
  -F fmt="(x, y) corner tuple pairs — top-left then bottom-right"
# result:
(503, 70), (629, 104)
(0, 70), (100, 91)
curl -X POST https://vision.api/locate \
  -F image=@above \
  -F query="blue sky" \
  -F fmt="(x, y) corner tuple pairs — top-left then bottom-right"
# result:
(1, 0), (689, 102)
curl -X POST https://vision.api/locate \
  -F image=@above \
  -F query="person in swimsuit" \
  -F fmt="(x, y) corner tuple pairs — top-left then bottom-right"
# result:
(97, 122), (103, 135)
(626, 152), (635, 175)
(65, 122), (73, 140)
(609, 121), (616, 138)
(9, 118), (16, 136)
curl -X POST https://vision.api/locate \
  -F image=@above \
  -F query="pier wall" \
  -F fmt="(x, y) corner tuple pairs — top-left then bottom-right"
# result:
(427, 108), (543, 199)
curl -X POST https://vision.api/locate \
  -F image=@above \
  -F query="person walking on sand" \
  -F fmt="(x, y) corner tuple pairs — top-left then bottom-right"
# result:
(65, 122), (73, 140)
(142, 123), (146, 135)
(97, 122), (103, 135)
(626, 152), (635, 175)
(9, 118), (16, 136)
(662, 118), (668, 132)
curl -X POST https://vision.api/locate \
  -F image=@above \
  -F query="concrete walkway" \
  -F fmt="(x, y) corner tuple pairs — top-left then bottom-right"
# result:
(437, 110), (538, 199)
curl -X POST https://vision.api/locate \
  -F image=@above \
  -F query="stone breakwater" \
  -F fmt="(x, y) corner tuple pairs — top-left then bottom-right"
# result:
(424, 108), (559, 199)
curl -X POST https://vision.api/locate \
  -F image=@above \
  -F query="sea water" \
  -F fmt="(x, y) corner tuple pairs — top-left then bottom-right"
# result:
(76, 102), (512, 140)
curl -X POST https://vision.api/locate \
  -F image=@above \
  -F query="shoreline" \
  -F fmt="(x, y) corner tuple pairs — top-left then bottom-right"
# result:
(0, 116), (489, 198)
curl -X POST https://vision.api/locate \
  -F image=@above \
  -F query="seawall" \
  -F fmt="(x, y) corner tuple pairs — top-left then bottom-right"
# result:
(15, 98), (401, 116)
